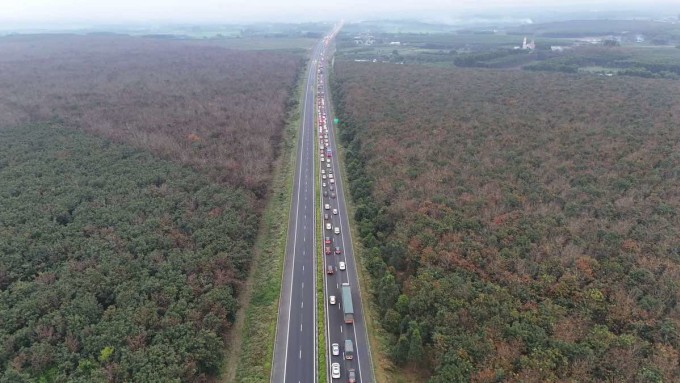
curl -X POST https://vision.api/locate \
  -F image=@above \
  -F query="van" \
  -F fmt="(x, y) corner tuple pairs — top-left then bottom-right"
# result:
(344, 339), (354, 360)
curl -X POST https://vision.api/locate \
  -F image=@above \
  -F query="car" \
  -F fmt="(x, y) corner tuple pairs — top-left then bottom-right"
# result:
(339, 261), (346, 270)
(334, 227), (340, 235)
(335, 246), (341, 254)
(331, 363), (340, 379)
(322, 174), (326, 180)
(321, 157), (325, 162)
(325, 236), (331, 244)
(324, 213), (330, 220)
(325, 204), (330, 210)
(325, 246), (331, 255)
(326, 265), (334, 275)
(322, 182), (327, 187)
(348, 369), (356, 383)
(331, 342), (340, 355)
(330, 179), (335, 184)
(330, 185), (335, 191)
(323, 190), (328, 197)
(321, 170), (325, 174)
(329, 173), (334, 179)
(326, 223), (332, 230)
(332, 208), (338, 215)
(331, 192), (336, 199)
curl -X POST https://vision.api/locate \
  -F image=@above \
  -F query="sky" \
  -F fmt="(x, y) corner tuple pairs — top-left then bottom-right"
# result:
(0, 0), (676, 25)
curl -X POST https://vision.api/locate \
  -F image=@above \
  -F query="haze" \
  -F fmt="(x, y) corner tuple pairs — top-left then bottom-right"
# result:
(1, 0), (676, 25)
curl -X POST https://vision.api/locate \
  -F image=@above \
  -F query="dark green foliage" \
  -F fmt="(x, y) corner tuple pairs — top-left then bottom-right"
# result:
(332, 62), (680, 382)
(0, 125), (258, 381)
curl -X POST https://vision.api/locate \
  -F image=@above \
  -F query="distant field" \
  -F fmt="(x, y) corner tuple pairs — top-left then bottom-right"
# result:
(508, 19), (680, 43)
(202, 36), (317, 51)
(332, 61), (680, 382)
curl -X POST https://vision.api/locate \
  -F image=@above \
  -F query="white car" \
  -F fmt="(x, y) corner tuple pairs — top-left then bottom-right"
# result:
(328, 173), (334, 179)
(339, 261), (346, 270)
(322, 174), (326, 179)
(326, 223), (332, 230)
(322, 182), (327, 187)
(321, 157), (325, 162)
(329, 179), (335, 184)
(324, 204), (330, 210)
(329, 295), (336, 305)
(326, 163), (331, 168)
(321, 170), (325, 174)
(334, 227), (340, 235)
(331, 363), (340, 379)
(332, 343), (340, 356)
(332, 208), (338, 215)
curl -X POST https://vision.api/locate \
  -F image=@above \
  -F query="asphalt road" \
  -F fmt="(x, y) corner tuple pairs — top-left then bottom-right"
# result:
(318, 32), (375, 383)
(271, 28), (339, 383)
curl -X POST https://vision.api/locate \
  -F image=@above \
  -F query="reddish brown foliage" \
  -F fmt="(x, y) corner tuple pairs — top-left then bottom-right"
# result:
(0, 34), (303, 201)
(334, 61), (680, 381)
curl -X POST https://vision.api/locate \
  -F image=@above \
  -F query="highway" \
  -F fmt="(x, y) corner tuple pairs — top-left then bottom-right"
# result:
(271, 26), (342, 383)
(317, 29), (375, 383)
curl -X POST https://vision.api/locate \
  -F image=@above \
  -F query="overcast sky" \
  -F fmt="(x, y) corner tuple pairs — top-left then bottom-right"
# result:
(0, 0), (675, 25)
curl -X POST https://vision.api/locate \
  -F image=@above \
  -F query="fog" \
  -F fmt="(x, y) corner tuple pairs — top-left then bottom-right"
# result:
(1, 0), (677, 25)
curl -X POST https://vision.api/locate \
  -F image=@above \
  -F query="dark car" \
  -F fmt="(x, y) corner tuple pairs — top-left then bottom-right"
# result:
(348, 369), (356, 383)
(331, 192), (336, 199)
(324, 213), (330, 220)
(335, 246), (341, 254)
(325, 246), (331, 255)
(326, 265), (334, 275)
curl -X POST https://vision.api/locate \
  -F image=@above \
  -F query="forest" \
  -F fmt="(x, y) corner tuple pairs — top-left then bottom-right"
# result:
(0, 34), (304, 200)
(331, 62), (680, 382)
(0, 125), (259, 381)
(0, 34), (304, 381)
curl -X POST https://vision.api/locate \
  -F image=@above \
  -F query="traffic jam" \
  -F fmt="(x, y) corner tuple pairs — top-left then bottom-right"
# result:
(317, 56), (357, 383)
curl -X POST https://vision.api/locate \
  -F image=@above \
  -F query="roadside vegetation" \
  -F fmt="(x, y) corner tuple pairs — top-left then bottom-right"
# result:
(0, 34), (303, 200)
(331, 61), (680, 382)
(0, 125), (257, 381)
(0, 34), (306, 381)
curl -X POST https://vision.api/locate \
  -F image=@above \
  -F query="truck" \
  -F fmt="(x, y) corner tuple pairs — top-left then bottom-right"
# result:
(341, 283), (354, 324)
(344, 339), (354, 360)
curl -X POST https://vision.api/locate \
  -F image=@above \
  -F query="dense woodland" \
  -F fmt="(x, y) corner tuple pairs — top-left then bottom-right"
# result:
(0, 34), (304, 199)
(0, 35), (304, 381)
(0, 126), (259, 381)
(332, 62), (680, 382)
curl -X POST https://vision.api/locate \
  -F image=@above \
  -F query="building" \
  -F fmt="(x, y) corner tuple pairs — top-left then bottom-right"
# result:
(522, 36), (536, 50)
